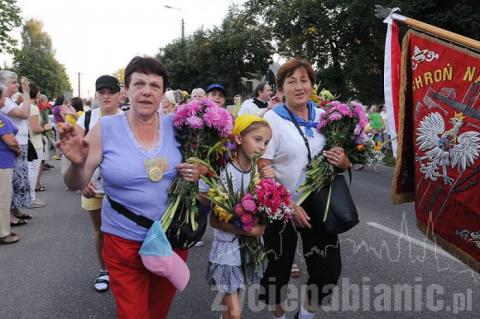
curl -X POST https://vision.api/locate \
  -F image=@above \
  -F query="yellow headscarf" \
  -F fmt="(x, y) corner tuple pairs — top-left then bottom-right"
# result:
(231, 114), (268, 136)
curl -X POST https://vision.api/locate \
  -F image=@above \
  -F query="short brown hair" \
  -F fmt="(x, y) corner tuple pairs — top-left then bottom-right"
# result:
(124, 56), (168, 92)
(276, 58), (315, 91)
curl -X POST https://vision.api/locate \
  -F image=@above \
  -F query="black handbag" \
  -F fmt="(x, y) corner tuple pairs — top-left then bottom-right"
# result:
(285, 106), (359, 234)
(27, 138), (38, 162)
(107, 195), (208, 250)
(301, 174), (359, 234)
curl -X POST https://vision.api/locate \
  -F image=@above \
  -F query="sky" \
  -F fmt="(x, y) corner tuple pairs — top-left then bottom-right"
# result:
(3, 0), (244, 98)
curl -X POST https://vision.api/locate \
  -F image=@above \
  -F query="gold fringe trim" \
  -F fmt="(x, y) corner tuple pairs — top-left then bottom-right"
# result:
(391, 30), (415, 205)
(417, 220), (480, 273)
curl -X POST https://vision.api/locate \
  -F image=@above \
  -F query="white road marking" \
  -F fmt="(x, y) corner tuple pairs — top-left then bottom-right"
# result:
(367, 222), (460, 262)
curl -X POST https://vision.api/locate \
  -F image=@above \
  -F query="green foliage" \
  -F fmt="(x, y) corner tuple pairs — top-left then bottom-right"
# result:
(0, 0), (22, 53)
(157, 5), (273, 97)
(13, 19), (71, 98)
(112, 67), (125, 85)
(243, 0), (478, 104)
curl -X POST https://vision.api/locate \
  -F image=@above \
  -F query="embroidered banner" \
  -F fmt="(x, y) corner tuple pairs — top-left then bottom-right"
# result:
(393, 30), (480, 271)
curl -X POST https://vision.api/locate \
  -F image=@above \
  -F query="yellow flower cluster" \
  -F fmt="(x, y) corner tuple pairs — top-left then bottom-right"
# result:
(310, 84), (321, 104)
(213, 205), (233, 223)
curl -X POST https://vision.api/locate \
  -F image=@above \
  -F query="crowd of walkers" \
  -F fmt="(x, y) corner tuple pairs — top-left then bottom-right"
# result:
(1, 56), (390, 319)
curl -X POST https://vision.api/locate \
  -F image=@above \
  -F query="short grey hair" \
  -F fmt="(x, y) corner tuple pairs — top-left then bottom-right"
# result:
(0, 70), (18, 85)
(191, 88), (205, 97)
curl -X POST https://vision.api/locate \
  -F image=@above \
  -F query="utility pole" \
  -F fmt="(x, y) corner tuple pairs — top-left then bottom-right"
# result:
(76, 72), (83, 98)
(165, 5), (184, 41)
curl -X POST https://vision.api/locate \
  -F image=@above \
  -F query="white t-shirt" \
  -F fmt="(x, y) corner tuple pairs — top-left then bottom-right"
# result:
(262, 108), (326, 201)
(380, 111), (389, 134)
(0, 97), (29, 145)
(29, 104), (43, 149)
(238, 98), (269, 117)
(76, 108), (123, 193)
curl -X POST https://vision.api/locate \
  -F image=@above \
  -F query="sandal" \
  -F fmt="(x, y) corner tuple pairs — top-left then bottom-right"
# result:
(0, 234), (19, 245)
(94, 270), (109, 292)
(35, 185), (47, 192)
(14, 213), (32, 220)
(11, 219), (28, 227)
(290, 263), (300, 278)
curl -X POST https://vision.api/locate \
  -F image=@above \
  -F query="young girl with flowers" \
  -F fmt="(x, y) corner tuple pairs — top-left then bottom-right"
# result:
(205, 114), (275, 319)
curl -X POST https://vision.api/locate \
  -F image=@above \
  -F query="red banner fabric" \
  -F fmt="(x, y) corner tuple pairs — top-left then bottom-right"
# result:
(393, 30), (480, 271)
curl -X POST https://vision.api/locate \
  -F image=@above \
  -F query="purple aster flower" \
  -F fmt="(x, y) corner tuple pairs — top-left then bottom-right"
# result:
(328, 112), (342, 121)
(186, 116), (204, 129)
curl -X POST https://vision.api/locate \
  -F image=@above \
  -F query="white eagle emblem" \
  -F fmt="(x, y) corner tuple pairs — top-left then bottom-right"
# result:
(416, 112), (480, 184)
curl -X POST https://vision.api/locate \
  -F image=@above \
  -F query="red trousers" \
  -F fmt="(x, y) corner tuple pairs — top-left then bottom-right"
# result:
(103, 233), (189, 319)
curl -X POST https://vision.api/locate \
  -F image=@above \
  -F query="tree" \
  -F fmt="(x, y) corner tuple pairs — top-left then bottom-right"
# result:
(112, 67), (125, 85)
(157, 5), (273, 97)
(13, 19), (72, 98)
(0, 0), (22, 53)
(243, 0), (479, 104)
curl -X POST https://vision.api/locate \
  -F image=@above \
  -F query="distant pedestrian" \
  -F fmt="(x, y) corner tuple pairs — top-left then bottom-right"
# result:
(0, 85), (22, 244)
(238, 81), (278, 117)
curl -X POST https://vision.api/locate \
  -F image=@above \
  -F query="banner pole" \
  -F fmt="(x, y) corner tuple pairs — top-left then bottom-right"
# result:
(391, 13), (480, 50)
(374, 6), (480, 51)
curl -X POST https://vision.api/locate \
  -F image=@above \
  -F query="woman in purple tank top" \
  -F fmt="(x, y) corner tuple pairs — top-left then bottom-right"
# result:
(58, 56), (207, 319)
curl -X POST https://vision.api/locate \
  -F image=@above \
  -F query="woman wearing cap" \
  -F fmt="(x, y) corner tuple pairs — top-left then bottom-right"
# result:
(59, 56), (206, 318)
(258, 59), (349, 319)
(206, 83), (226, 107)
(76, 75), (123, 293)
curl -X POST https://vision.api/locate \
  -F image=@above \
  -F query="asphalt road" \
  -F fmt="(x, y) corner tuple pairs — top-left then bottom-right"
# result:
(1, 161), (478, 319)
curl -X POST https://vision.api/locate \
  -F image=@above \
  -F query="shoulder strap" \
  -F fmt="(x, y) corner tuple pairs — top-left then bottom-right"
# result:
(107, 195), (154, 229)
(286, 105), (353, 185)
(284, 105), (312, 162)
(84, 110), (92, 136)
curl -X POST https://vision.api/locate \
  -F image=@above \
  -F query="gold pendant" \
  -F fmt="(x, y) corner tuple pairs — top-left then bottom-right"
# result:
(144, 157), (168, 182)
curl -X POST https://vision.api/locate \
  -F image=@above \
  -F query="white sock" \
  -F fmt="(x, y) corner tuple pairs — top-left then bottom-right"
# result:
(272, 314), (286, 319)
(299, 305), (315, 319)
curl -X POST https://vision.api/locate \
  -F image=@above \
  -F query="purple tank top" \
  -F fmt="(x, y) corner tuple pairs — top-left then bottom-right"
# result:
(100, 112), (182, 241)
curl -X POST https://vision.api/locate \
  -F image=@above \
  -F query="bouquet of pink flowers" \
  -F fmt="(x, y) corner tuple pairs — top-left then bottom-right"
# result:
(161, 98), (234, 233)
(297, 101), (370, 206)
(206, 160), (294, 283)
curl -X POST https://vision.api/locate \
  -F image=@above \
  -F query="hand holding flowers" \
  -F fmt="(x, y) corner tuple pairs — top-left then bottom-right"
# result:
(297, 101), (372, 207)
(161, 98), (233, 232)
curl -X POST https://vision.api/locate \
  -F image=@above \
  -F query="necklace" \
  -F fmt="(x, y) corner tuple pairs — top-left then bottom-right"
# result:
(100, 108), (120, 118)
(128, 112), (167, 182)
(129, 111), (158, 150)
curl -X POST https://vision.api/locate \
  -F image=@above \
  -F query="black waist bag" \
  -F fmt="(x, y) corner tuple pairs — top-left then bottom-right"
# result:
(107, 195), (208, 250)
(165, 200), (209, 250)
(301, 174), (359, 235)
